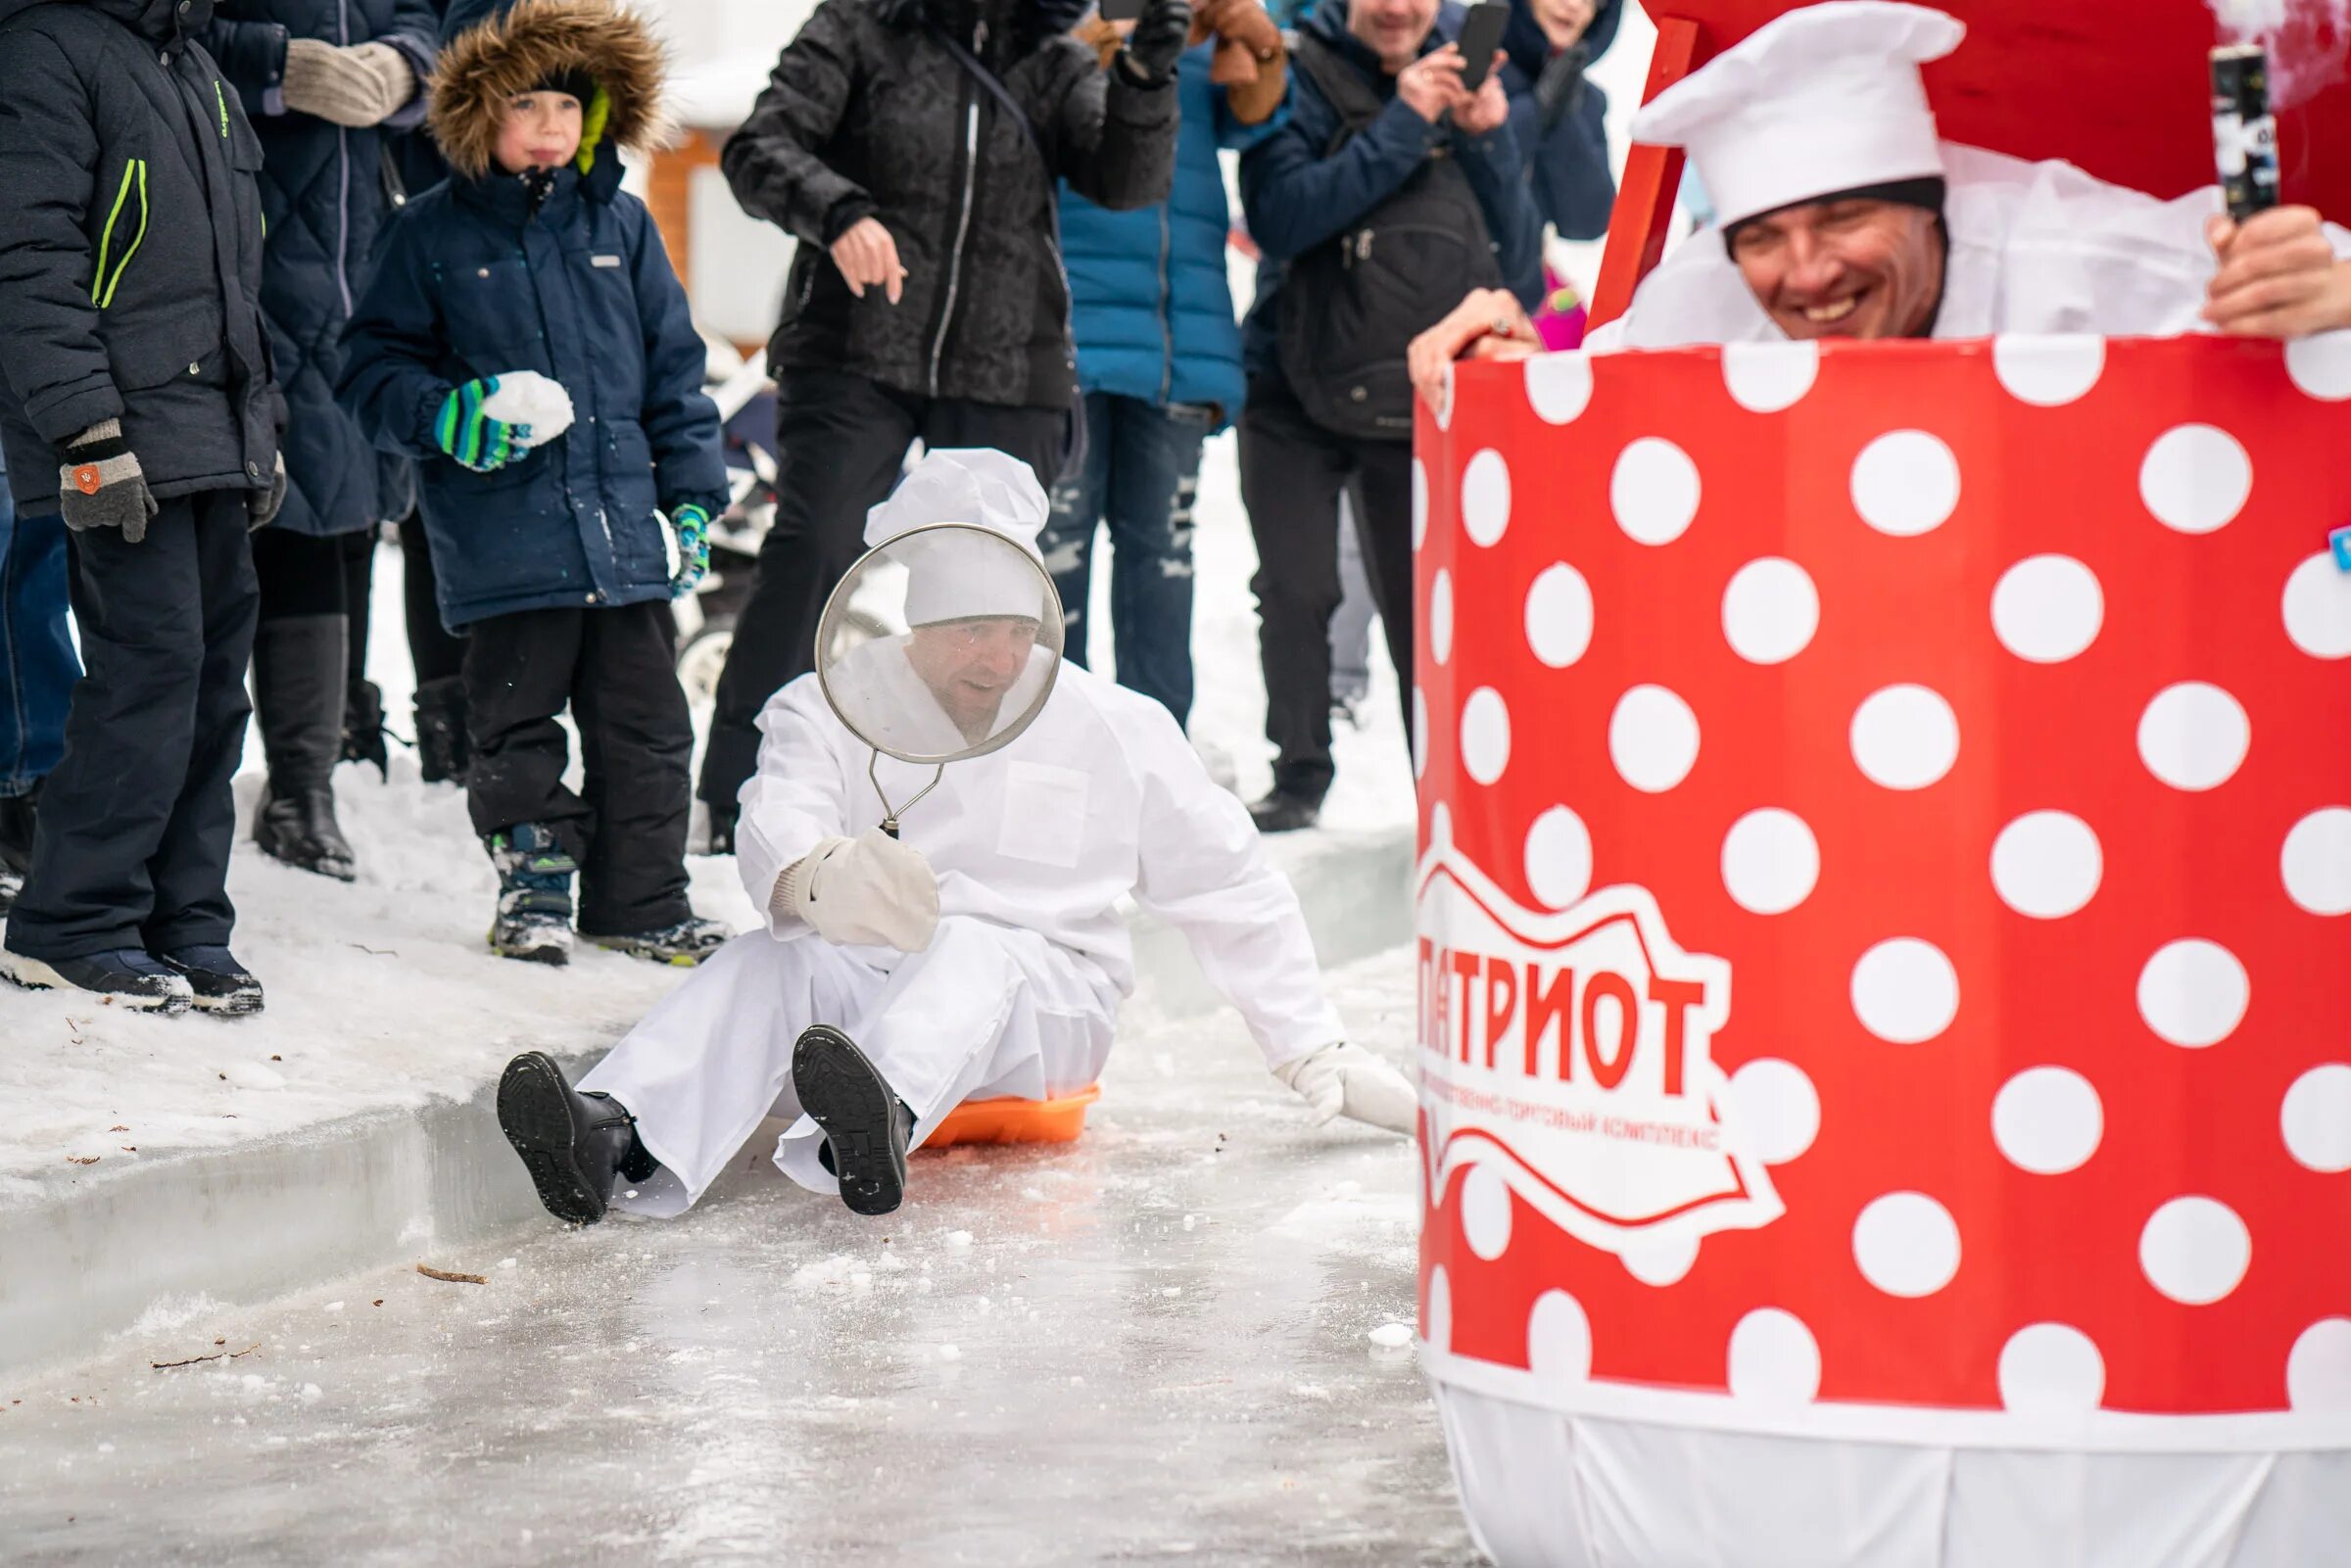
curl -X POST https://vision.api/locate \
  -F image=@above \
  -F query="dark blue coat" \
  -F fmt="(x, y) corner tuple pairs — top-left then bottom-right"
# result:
(335, 155), (728, 629)
(1060, 42), (1274, 428)
(203, 0), (437, 536)
(1500, 0), (1622, 242)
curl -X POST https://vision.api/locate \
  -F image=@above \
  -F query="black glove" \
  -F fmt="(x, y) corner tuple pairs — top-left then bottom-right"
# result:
(250, 452), (287, 530)
(56, 419), (160, 544)
(1119, 0), (1193, 84)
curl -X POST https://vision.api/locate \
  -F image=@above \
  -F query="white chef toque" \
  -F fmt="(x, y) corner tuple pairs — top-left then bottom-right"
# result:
(864, 449), (1053, 627)
(1632, 1), (1965, 229)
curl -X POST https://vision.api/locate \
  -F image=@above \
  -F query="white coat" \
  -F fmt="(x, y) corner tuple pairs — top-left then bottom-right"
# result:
(1586, 144), (2351, 351)
(580, 661), (1344, 1213)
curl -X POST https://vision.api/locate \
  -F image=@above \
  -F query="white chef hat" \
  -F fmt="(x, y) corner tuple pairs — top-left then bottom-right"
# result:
(1632, 1), (1965, 230)
(864, 448), (1052, 627)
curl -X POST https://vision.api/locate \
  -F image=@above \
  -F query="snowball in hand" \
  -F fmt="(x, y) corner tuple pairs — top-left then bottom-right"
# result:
(478, 370), (575, 450)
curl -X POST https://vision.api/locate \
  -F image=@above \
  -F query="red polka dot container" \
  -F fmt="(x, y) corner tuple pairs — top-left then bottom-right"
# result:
(1413, 333), (2351, 1566)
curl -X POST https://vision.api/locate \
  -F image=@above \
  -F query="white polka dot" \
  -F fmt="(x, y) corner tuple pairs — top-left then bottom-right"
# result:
(2286, 331), (2351, 402)
(1523, 805), (1593, 910)
(1610, 438), (1702, 546)
(2139, 424), (2252, 535)
(1524, 354), (1595, 424)
(1721, 558), (1819, 665)
(1608, 685), (1701, 793)
(1621, 1234), (1700, 1286)
(1991, 334), (2107, 406)
(1997, 1324), (2106, 1416)
(1852, 1191), (1962, 1299)
(2138, 1197), (2251, 1306)
(1991, 811), (2103, 919)
(1427, 801), (1453, 851)
(1850, 938), (1960, 1045)
(2136, 683), (2250, 792)
(1991, 1067), (2104, 1174)
(1460, 688), (1511, 786)
(1727, 1307), (1820, 1403)
(2282, 809), (2351, 915)
(1526, 1290), (1592, 1381)
(1850, 430), (1960, 536)
(1991, 555), (2104, 663)
(1412, 686), (1427, 781)
(1720, 809), (1819, 915)
(1727, 1059), (1819, 1165)
(2287, 1319), (2351, 1410)
(1460, 1164), (1512, 1260)
(1410, 457), (1428, 551)
(1849, 685), (1959, 790)
(1721, 340), (1819, 412)
(2281, 1065), (2351, 1173)
(2281, 552), (2351, 659)
(2136, 939), (2250, 1049)
(1462, 450), (1511, 547)
(1429, 569), (1455, 667)
(1426, 1264), (1452, 1351)
(1525, 563), (1594, 668)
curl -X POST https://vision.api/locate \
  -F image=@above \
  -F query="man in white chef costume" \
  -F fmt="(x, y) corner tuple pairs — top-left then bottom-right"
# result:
(494, 450), (1416, 1223)
(1407, 0), (2351, 391)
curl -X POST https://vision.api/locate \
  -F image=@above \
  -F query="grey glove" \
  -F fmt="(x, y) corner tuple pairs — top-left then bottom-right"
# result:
(281, 37), (416, 128)
(56, 419), (159, 544)
(250, 452), (287, 530)
(1119, 0), (1193, 84)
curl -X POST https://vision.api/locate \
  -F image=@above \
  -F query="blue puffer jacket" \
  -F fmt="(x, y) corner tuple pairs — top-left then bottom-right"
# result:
(336, 157), (727, 628)
(1060, 42), (1273, 428)
(1500, 0), (1622, 242)
(203, 0), (438, 537)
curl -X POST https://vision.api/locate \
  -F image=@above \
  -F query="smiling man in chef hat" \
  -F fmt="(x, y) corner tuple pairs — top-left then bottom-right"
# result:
(492, 448), (1417, 1225)
(1410, 0), (2351, 385)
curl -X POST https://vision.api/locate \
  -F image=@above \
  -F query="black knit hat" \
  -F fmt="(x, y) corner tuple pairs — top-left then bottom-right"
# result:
(530, 65), (598, 103)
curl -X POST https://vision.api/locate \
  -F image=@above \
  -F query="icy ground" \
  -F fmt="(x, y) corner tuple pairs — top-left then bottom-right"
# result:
(0, 945), (1472, 1568)
(0, 434), (1414, 1186)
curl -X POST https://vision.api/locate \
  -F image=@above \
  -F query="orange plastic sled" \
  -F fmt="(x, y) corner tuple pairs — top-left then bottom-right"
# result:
(921, 1085), (1102, 1150)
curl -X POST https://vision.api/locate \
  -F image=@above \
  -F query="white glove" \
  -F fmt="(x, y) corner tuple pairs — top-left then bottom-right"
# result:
(773, 829), (939, 953)
(477, 370), (575, 451)
(1273, 1043), (1417, 1135)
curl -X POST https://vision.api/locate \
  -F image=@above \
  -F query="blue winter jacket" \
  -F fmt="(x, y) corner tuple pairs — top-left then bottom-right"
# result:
(1500, 0), (1622, 243)
(335, 153), (728, 629)
(1060, 42), (1273, 428)
(1237, 0), (1542, 381)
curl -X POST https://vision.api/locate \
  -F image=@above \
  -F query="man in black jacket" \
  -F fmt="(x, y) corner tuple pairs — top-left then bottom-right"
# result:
(0, 0), (284, 1016)
(697, 0), (1187, 851)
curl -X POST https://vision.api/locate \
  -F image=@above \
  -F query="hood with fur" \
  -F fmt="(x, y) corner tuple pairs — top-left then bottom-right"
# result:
(429, 0), (670, 181)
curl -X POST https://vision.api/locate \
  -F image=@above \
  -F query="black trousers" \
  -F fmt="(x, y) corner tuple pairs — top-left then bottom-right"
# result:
(398, 510), (465, 686)
(698, 367), (1068, 811)
(462, 599), (693, 936)
(6, 490), (259, 961)
(1236, 372), (1415, 801)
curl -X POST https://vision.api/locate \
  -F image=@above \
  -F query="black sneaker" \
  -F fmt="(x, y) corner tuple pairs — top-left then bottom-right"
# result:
(792, 1023), (913, 1216)
(1248, 788), (1323, 834)
(496, 1051), (647, 1225)
(0, 948), (194, 1016)
(156, 946), (265, 1016)
(585, 916), (731, 968)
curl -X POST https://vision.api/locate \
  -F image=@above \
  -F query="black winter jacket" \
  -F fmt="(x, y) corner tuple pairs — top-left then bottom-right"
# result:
(725, 0), (1179, 411)
(0, 0), (280, 515)
(203, 0), (438, 537)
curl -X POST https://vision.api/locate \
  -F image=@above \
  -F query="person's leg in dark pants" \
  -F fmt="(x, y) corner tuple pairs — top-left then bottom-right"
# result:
(339, 526), (389, 775)
(250, 527), (358, 879)
(398, 513), (471, 784)
(1344, 438), (1418, 740)
(1237, 373), (1352, 829)
(919, 399), (1070, 502)
(571, 601), (696, 943)
(701, 371), (920, 831)
(1038, 390), (1115, 670)
(1101, 397), (1211, 727)
(464, 607), (593, 964)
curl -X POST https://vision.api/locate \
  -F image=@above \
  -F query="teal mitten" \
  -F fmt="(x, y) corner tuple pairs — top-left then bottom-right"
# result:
(669, 503), (712, 599)
(435, 377), (522, 472)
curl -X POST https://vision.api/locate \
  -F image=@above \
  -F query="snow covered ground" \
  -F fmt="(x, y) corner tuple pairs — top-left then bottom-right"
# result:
(0, 945), (1465, 1567)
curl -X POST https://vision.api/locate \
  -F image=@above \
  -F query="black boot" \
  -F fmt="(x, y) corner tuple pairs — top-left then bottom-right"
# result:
(412, 676), (470, 785)
(792, 1023), (913, 1216)
(0, 783), (36, 919)
(341, 678), (389, 778)
(1248, 787), (1323, 834)
(496, 1050), (653, 1224)
(252, 614), (358, 881)
(155, 945), (265, 1016)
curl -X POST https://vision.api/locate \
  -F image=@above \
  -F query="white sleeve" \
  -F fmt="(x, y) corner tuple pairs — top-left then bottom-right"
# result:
(736, 681), (856, 938)
(1125, 705), (1344, 1069)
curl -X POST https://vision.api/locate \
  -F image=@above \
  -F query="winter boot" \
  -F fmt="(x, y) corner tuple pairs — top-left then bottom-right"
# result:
(252, 614), (359, 882)
(586, 915), (732, 967)
(156, 946), (266, 1016)
(496, 1050), (656, 1224)
(0, 784), (35, 918)
(488, 822), (576, 966)
(342, 678), (389, 778)
(1248, 787), (1323, 834)
(412, 676), (470, 785)
(792, 1023), (914, 1216)
(0, 948), (194, 1015)
(702, 802), (739, 857)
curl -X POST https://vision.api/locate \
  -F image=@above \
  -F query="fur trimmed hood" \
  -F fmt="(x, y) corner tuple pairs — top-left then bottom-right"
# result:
(429, 0), (671, 181)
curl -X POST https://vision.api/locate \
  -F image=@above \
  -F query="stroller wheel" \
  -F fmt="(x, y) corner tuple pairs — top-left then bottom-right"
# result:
(676, 619), (735, 706)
